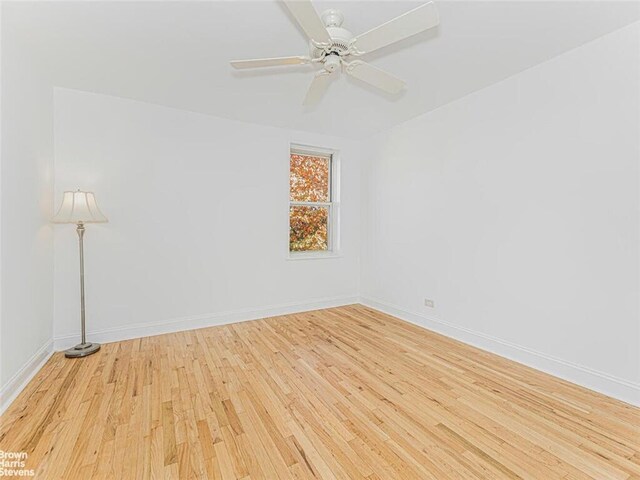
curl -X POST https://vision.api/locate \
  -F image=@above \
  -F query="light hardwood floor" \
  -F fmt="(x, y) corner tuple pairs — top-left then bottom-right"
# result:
(1, 305), (638, 479)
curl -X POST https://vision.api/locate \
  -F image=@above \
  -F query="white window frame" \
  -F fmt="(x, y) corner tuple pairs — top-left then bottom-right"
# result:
(288, 144), (341, 260)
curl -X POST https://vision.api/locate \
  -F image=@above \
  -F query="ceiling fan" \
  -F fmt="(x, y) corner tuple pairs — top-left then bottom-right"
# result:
(230, 1), (439, 106)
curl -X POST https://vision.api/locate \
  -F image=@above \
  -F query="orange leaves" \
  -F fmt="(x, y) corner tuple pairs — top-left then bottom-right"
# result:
(290, 154), (330, 202)
(289, 206), (328, 251)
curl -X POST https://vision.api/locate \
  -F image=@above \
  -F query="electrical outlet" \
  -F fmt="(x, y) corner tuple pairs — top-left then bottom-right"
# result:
(424, 299), (435, 308)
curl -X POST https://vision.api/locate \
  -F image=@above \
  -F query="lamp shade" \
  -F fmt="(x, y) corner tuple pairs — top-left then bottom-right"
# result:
(52, 190), (108, 224)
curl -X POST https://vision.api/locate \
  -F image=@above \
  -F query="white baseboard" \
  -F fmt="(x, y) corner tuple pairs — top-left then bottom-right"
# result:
(54, 295), (359, 351)
(360, 296), (640, 407)
(0, 340), (54, 415)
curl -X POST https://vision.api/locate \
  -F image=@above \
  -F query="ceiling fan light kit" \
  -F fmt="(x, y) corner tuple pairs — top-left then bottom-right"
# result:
(230, 1), (440, 106)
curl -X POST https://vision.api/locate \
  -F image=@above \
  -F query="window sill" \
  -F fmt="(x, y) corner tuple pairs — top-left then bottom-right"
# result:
(287, 252), (343, 261)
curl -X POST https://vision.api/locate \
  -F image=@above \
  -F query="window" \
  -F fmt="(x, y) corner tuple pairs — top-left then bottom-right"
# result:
(289, 146), (338, 256)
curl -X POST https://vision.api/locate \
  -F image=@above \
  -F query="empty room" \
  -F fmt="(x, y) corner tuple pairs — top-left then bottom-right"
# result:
(1, 0), (639, 478)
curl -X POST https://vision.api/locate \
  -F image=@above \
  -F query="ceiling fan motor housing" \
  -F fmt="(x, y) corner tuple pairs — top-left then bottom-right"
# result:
(310, 9), (353, 59)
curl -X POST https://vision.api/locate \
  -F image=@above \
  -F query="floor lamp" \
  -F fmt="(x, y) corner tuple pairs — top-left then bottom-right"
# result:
(52, 189), (108, 358)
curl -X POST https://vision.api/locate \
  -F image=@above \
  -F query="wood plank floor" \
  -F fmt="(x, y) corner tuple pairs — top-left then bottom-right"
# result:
(1, 305), (638, 479)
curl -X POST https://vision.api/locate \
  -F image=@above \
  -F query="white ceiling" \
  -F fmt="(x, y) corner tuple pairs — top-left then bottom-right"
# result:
(5, 1), (639, 138)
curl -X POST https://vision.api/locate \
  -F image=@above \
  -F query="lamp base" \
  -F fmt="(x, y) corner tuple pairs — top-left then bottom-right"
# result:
(65, 342), (101, 358)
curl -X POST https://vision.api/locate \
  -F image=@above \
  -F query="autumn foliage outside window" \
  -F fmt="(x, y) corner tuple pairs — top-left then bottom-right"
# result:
(289, 151), (333, 252)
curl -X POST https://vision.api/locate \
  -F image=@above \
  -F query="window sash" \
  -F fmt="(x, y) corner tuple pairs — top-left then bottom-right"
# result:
(289, 204), (332, 252)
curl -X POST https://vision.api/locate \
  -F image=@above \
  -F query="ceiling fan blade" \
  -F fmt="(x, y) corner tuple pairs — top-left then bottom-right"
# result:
(344, 61), (406, 94)
(352, 2), (439, 54)
(303, 71), (332, 106)
(230, 56), (311, 69)
(282, 0), (331, 44)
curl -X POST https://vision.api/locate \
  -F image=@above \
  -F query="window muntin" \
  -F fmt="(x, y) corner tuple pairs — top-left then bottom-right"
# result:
(289, 150), (334, 254)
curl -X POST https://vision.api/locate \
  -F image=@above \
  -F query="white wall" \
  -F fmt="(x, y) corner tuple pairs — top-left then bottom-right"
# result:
(361, 23), (640, 405)
(0, 6), (55, 408)
(53, 88), (361, 346)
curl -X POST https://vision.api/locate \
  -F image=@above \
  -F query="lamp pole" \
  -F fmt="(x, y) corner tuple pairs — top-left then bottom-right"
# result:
(65, 221), (100, 358)
(77, 222), (87, 346)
